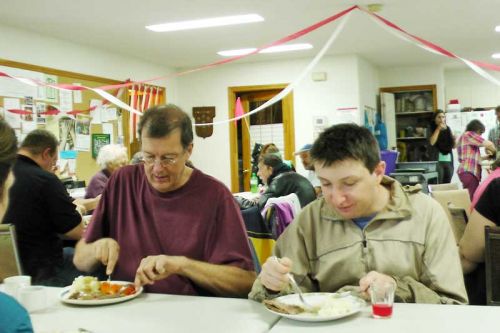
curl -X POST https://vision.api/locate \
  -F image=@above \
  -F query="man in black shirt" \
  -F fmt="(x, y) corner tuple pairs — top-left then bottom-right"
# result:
(3, 129), (84, 286)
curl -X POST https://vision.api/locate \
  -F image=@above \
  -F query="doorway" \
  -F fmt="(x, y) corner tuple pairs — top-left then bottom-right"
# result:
(228, 84), (295, 192)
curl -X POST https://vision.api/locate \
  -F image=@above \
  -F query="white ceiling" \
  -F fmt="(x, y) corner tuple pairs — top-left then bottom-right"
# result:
(1, 0), (499, 70)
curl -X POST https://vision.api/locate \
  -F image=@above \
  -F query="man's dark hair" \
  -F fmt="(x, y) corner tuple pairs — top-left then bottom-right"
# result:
(260, 153), (283, 169)
(495, 105), (500, 113)
(465, 119), (485, 133)
(310, 123), (380, 172)
(0, 119), (18, 196)
(138, 104), (193, 149)
(21, 129), (58, 155)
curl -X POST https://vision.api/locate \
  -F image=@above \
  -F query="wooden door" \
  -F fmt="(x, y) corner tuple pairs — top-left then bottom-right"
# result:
(228, 85), (295, 192)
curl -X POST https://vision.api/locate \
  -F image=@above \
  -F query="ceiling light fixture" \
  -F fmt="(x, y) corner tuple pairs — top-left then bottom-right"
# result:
(218, 43), (313, 57)
(495, 26), (500, 32)
(259, 43), (313, 53)
(146, 14), (264, 32)
(492, 53), (500, 59)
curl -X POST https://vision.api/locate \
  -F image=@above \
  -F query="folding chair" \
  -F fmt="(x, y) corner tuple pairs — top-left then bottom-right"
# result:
(485, 226), (500, 306)
(0, 224), (23, 282)
(431, 189), (471, 243)
(428, 183), (459, 193)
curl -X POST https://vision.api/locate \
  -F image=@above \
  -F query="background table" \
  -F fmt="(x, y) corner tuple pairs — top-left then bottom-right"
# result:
(32, 287), (279, 333)
(269, 302), (500, 333)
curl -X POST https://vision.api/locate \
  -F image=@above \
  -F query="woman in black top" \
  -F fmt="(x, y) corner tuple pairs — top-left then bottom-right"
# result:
(429, 110), (456, 183)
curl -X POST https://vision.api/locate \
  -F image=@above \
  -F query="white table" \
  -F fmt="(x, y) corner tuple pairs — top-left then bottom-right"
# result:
(269, 302), (500, 333)
(32, 287), (279, 333)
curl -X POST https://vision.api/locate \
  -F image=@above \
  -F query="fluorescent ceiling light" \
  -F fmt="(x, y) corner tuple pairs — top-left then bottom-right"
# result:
(492, 53), (500, 59)
(218, 48), (257, 57)
(146, 14), (264, 32)
(259, 43), (313, 53)
(495, 25), (500, 32)
(218, 43), (313, 57)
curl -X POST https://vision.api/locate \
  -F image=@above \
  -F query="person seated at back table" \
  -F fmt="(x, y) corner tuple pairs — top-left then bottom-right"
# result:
(237, 154), (316, 210)
(459, 156), (500, 305)
(0, 119), (33, 332)
(295, 143), (322, 197)
(3, 129), (86, 287)
(74, 104), (256, 297)
(249, 123), (468, 304)
(85, 144), (128, 199)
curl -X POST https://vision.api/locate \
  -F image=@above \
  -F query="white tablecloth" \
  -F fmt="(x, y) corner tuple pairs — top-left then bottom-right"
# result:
(32, 287), (279, 333)
(269, 302), (500, 333)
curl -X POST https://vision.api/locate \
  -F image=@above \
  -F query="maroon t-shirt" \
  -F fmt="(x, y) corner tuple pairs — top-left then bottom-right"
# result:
(85, 165), (253, 295)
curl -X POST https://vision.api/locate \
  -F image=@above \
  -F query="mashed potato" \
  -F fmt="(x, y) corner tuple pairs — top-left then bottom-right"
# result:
(70, 276), (100, 294)
(316, 296), (353, 316)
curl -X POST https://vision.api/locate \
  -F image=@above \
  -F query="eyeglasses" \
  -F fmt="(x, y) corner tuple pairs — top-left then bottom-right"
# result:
(141, 155), (179, 167)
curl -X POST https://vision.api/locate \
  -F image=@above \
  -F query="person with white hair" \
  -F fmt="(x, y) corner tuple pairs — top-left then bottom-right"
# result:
(85, 144), (128, 199)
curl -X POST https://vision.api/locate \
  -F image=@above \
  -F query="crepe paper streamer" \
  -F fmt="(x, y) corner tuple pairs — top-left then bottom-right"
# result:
(38, 109), (60, 116)
(6, 109), (32, 115)
(3, 5), (500, 124)
(234, 97), (245, 126)
(359, 7), (500, 87)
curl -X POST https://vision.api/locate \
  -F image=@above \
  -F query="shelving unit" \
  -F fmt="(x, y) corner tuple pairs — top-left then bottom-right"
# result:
(380, 85), (437, 162)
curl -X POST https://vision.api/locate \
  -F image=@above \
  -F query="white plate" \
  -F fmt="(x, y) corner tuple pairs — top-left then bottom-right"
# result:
(265, 292), (366, 322)
(60, 281), (143, 305)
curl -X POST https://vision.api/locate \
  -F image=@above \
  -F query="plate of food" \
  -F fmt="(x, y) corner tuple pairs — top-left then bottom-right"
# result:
(263, 292), (365, 322)
(60, 276), (143, 305)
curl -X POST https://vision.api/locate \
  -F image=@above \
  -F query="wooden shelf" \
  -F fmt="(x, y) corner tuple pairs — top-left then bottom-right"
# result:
(397, 137), (427, 141)
(395, 111), (434, 116)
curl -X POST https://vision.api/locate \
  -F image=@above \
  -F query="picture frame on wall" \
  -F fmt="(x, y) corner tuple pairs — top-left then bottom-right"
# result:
(91, 133), (110, 158)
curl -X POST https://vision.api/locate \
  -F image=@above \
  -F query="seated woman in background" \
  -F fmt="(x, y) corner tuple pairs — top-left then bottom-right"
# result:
(0, 119), (34, 332)
(85, 144), (128, 199)
(459, 157), (500, 305)
(238, 154), (316, 210)
(259, 143), (295, 171)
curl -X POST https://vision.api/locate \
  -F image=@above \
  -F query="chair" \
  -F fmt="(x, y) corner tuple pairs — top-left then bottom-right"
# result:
(428, 183), (459, 193)
(0, 224), (23, 282)
(430, 189), (471, 243)
(241, 206), (275, 269)
(485, 226), (500, 305)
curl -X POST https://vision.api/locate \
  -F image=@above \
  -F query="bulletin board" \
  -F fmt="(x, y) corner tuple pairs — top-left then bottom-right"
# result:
(0, 59), (128, 184)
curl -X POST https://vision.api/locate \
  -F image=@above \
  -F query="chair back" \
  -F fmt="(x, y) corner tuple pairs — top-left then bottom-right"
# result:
(485, 226), (500, 305)
(0, 224), (23, 282)
(431, 189), (471, 243)
(241, 206), (275, 269)
(428, 183), (459, 193)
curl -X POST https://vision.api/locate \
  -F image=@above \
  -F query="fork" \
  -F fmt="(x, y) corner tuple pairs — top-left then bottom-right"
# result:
(272, 257), (315, 311)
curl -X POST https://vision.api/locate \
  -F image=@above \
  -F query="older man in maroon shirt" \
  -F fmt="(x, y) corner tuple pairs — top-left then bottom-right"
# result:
(74, 104), (255, 297)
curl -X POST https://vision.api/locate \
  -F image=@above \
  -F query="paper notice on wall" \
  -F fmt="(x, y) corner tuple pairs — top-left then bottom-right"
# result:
(106, 108), (117, 121)
(75, 114), (91, 151)
(90, 99), (102, 124)
(72, 83), (82, 103)
(0, 66), (39, 98)
(3, 98), (21, 128)
(59, 89), (73, 112)
(102, 122), (114, 143)
(334, 107), (359, 125)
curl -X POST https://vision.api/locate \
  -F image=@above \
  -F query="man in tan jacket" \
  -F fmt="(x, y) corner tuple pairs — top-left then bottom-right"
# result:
(249, 124), (468, 304)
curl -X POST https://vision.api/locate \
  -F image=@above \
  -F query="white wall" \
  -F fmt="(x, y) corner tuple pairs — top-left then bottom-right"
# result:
(0, 24), (176, 99)
(445, 68), (500, 108)
(379, 64), (446, 110)
(176, 55), (361, 187)
(357, 56), (380, 114)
